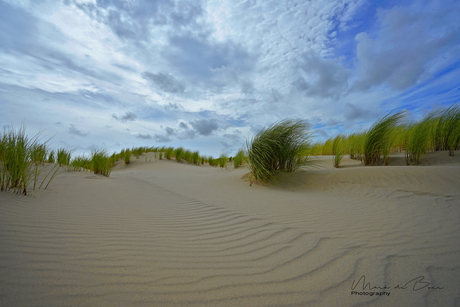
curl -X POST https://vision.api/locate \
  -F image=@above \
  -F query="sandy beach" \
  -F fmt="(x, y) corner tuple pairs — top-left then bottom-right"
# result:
(1, 151), (460, 306)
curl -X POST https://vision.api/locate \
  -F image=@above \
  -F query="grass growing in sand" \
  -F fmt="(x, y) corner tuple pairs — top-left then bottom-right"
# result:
(363, 111), (405, 166)
(191, 151), (200, 165)
(332, 134), (344, 168)
(233, 148), (246, 168)
(3, 104), (457, 196)
(218, 153), (228, 169)
(123, 149), (131, 165)
(311, 103), (460, 166)
(174, 147), (184, 162)
(90, 149), (113, 177)
(47, 150), (55, 163)
(246, 119), (311, 184)
(164, 147), (174, 160)
(56, 148), (71, 166)
(0, 125), (62, 195)
(436, 103), (460, 156)
(404, 114), (436, 165)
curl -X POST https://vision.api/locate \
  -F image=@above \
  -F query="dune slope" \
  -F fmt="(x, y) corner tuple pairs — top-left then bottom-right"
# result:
(1, 152), (460, 306)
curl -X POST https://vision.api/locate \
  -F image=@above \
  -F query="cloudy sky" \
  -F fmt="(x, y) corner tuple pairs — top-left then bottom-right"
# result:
(1, 0), (459, 156)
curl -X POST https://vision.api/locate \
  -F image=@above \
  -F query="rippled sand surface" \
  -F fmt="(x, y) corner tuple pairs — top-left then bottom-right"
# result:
(1, 152), (460, 306)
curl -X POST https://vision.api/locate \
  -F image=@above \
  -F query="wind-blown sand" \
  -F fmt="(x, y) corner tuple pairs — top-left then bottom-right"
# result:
(1, 152), (460, 306)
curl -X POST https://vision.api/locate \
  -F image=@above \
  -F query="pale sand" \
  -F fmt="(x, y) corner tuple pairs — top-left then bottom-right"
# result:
(1, 151), (460, 306)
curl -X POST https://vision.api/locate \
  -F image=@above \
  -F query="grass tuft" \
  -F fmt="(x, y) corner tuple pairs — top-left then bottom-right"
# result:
(364, 111), (405, 166)
(218, 153), (228, 169)
(123, 148), (131, 165)
(246, 119), (311, 184)
(91, 149), (113, 177)
(233, 148), (246, 168)
(332, 134), (344, 168)
(174, 147), (184, 162)
(0, 125), (61, 195)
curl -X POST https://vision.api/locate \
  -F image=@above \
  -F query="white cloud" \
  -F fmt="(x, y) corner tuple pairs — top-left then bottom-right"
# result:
(0, 0), (458, 157)
(352, 0), (460, 91)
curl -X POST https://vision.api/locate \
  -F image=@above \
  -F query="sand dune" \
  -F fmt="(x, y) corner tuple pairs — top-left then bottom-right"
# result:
(1, 151), (460, 306)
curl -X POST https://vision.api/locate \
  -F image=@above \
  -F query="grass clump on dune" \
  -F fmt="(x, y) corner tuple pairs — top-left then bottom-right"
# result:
(246, 119), (311, 184)
(69, 155), (91, 171)
(56, 148), (71, 166)
(436, 103), (460, 156)
(91, 149), (113, 177)
(218, 153), (228, 169)
(208, 156), (217, 167)
(164, 147), (174, 160)
(47, 150), (55, 163)
(363, 111), (405, 166)
(332, 134), (344, 168)
(233, 148), (246, 168)
(123, 148), (131, 165)
(404, 113), (437, 165)
(347, 132), (366, 161)
(191, 151), (200, 165)
(0, 125), (61, 195)
(183, 150), (192, 163)
(174, 147), (184, 162)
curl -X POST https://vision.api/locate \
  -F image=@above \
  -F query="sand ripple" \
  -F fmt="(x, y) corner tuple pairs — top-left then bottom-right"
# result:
(1, 155), (460, 306)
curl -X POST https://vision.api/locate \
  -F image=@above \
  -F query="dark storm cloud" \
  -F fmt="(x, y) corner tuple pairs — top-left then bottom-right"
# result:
(189, 118), (219, 136)
(165, 127), (176, 135)
(179, 122), (188, 129)
(112, 112), (137, 123)
(112, 63), (137, 72)
(164, 102), (183, 110)
(69, 124), (89, 137)
(142, 72), (185, 93)
(344, 103), (375, 121)
(176, 129), (196, 140)
(137, 133), (152, 139)
(154, 134), (171, 142)
(315, 129), (329, 139)
(326, 118), (341, 126)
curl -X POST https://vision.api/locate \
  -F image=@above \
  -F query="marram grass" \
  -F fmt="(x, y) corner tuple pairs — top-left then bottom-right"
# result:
(218, 153), (228, 169)
(174, 147), (184, 162)
(57, 148), (71, 166)
(332, 134), (344, 168)
(246, 119), (311, 184)
(437, 103), (460, 156)
(404, 114), (436, 165)
(233, 148), (245, 168)
(123, 148), (131, 165)
(0, 125), (61, 195)
(90, 149), (113, 177)
(310, 103), (460, 166)
(165, 147), (174, 160)
(364, 111), (405, 166)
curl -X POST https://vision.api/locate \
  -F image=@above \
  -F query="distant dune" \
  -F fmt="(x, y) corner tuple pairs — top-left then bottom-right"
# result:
(1, 151), (459, 306)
